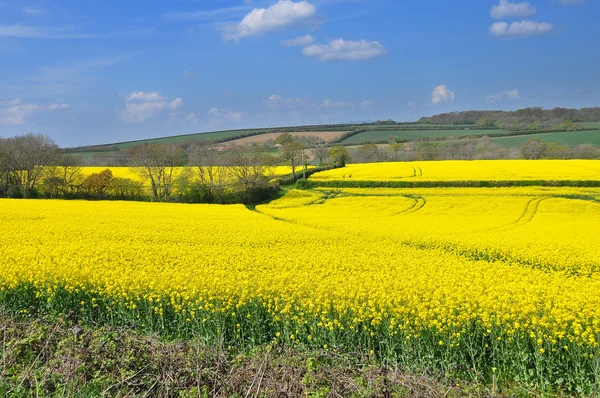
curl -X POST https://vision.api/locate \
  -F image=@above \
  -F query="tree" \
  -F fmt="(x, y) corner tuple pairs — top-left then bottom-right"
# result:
(328, 146), (349, 167)
(0, 138), (9, 197)
(129, 144), (186, 201)
(314, 147), (329, 165)
(187, 142), (227, 203)
(356, 143), (380, 163)
(274, 133), (294, 145)
(82, 169), (113, 197)
(282, 140), (304, 179)
(5, 134), (59, 198)
(521, 139), (547, 160)
(226, 146), (276, 203)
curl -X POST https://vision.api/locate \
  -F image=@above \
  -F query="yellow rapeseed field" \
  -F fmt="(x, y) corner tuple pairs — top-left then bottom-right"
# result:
(309, 160), (600, 181)
(80, 166), (311, 182)
(2, 161), (600, 392)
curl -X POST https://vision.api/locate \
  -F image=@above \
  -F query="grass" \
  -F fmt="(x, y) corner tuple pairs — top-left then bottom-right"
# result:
(341, 129), (503, 144)
(0, 311), (481, 397)
(582, 122), (600, 129)
(492, 129), (600, 147)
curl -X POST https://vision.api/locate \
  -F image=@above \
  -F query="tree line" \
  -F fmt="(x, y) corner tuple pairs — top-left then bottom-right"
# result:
(0, 133), (350, 203)
(418, 107), (600, 131)
(348, 137), (600, 163)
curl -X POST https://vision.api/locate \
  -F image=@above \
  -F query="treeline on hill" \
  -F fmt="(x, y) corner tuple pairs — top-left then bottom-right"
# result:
(348, 137), (600, 163)
(419, 107), (600, 130)
(0, 134), (348, 203)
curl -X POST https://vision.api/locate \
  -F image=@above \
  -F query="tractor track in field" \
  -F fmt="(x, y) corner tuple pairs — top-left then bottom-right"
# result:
(486, 197), (546, 232)
(394, 196), (426, 215)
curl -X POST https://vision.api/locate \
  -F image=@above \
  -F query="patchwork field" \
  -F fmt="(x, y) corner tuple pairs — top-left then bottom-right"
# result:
(220, 131), (348, 145)
(341, 128), (502, 144)
(2, 160), (600, 394)
(492, 129), (600, 147)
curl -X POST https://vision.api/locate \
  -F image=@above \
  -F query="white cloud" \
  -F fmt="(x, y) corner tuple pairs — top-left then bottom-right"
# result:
(264, 94), (309, 110)
(489, 21), (554, 37)
(207, 107), (244, 126)
(321, 99), (349, 108)
(120, 92), (183, 123)
(359, 100), (372, 107)
(0, 99), (70, 125)
(185, 113), (198, 123)
(126, 91), (165, 101)
(302, 38), (387, 61)
(183, 70), (198, 79)
(408, 101), (415, 107)
(487, 89), (520, 102)
(491, 0), (536, 19)
(431, 85), (455, 105)
(221, 0), (319, 42)
(281, 34), (315, 46)
(168, 111), (198, 124)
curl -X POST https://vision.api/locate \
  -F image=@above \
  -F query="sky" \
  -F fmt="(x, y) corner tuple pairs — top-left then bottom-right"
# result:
(0, 0), (598, 147)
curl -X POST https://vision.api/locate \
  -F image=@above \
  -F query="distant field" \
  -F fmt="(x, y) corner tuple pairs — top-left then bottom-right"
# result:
(341, 129), (503, 144)
(309, 160), (600, 181)
(582, 122), (600, 129)
(220, 131), (348, 146)
(80, 166), (308, 182)
(492, 130), (600, 147)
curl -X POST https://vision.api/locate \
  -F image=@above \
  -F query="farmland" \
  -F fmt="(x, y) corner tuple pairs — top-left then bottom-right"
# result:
(340, 128), (503, 144)
(219, 131), (348, 146)
(493, 129), (600, 147)
(2, 160), (600, 395)
(309, 159), (600, 182)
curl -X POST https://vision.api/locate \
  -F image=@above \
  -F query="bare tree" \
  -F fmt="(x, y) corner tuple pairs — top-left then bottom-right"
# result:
(314, 147), (329, 165)
(5, 134), (59, 198)
(0, 138), (10, 197)
(187, 142), (227, 202)
(356, 143), (381, 163)
(226, 146), (275, 203)
(129, 144), (186, 201)
(281, 140), (304, 178)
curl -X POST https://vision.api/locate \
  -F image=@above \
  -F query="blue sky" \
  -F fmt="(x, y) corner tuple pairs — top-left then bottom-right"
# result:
(0, 0), (598, 147)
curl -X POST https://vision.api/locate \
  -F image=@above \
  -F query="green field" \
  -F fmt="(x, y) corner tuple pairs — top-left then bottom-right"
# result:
(341, 129), (503, 144)
(582, 122), (600, 129)
(493, 130), (600, 147)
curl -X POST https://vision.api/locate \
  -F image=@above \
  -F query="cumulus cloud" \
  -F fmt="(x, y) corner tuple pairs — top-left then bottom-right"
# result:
(431, 85), (455, 105)
(221, 0), (319, 42)
(408, 101), (416, 107)
(321, 99), (349, 108)
(207, 107), (243, 123)
(302, 38), (387, 62)
(491, 0), (536, 19)
(264, 94), (309, 110)
(489, 21), (554, 37)
(126, 91), (165, 101)
(359, 100), (372, 107)
(0, 99), (70, 125)
(487, 89), (520, 102)
(120, 92), (183, 123)
(281, 34), (315, 46)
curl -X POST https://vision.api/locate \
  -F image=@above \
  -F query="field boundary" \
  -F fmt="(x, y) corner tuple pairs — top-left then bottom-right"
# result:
(299, 179), (600, 188)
